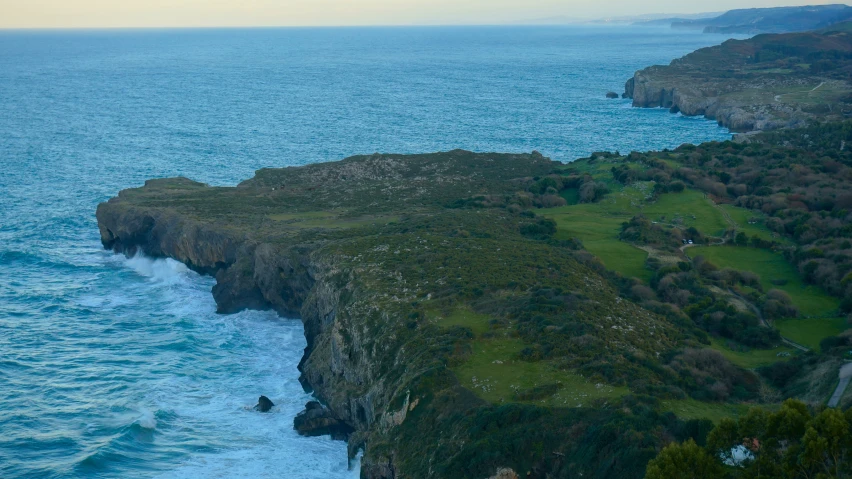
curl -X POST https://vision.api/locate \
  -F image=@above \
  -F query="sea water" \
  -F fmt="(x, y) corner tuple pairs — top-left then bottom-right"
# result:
(0, 26), (740, 478)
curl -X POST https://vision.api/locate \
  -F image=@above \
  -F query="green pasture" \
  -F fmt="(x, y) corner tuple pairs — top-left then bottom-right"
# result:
(776, 317), (848, 351)
(432, 307), (628, 407)
(710, 339), (797, 369)
(661, 398), (750, 423)
(542, 186), (737, 281)
(452, 337), (628, 407)
(721, 204), (789, 244)
(687, 246), (839, 317)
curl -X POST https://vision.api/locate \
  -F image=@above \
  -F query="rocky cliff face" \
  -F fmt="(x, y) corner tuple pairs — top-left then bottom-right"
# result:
(97, 189), (398, 476)
(622, 28), (852, 132)
(623, 70), (811, 132)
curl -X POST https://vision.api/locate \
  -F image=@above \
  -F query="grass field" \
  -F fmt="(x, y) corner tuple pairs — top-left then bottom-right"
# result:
(543, 186), (738, 281)
(549, 209), (650, 280)
(722, 204), (790, 244)
(432, 307), (629, 407)
(430, 307), (493, 336)
(776, 317), (848, 351)
(661, 398), (751, 423)
(710, 339), (797, 369)
(452, 337), (628, 407)
(642, 190), (729, 237)
(686, 246), (840, 317)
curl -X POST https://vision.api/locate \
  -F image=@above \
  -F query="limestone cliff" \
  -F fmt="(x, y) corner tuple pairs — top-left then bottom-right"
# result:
(623, 27), (852, 132)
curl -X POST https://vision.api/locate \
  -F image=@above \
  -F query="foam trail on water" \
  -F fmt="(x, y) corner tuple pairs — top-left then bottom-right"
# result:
(114, 254), (356, 478)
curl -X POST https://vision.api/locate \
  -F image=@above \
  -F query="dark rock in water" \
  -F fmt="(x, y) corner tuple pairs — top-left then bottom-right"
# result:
(294, 401), (354, 440)
(255, 395), (275, 412)
(606, 91), (619, 99)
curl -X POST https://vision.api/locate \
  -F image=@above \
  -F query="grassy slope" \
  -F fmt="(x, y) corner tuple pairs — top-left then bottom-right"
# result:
(542, 154), (845, 406)
(711, 338), (797, 369)
(431, 307), (629, 408)
(686, 246), (840, 317)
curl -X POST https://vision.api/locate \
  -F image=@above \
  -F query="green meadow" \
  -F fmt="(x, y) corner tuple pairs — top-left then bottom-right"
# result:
(686, 246), (840, 317)
(776, 317), (848, 351)
(431, 307), (628, 408)
(710, 339), (797, 369)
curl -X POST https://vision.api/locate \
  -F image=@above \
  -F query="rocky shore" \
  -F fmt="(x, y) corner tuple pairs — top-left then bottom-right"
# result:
(96, 177), (406, 475)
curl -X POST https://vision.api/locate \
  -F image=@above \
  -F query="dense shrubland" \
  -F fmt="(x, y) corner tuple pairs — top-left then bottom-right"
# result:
(607, 122), (852, 303)
(646, 400), (852, 479)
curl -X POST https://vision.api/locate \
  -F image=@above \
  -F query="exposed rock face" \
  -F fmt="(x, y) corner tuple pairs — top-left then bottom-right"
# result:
(623, 70), (803, 132)
(96, 184), (388, 474)
(488, 468), (520, 479)
(605, 91), (619, 99)
(255, 395), (275, 412)
(622, 29), (852, 132)
(294, 401), (354, 440)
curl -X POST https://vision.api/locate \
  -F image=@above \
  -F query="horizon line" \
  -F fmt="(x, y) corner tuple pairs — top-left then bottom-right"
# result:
(0, 22), (670, 32)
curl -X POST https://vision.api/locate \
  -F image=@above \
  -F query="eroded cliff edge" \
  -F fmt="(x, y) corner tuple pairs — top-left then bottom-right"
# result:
(623, 26), (852, 131)
(96, 151), (710, 478)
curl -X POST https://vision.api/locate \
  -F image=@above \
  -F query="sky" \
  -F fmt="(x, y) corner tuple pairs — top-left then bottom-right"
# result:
(0, 0), (845, 29)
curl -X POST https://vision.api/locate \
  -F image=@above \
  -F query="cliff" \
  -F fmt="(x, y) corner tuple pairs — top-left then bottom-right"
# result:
(97, 151), (715, 478)
(623, 27), (852, 131)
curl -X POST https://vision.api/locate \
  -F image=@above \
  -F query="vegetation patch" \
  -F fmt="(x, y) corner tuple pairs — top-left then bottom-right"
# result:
(430, 307), (494, 337)
(660, 398), (750, 423)
(776, 317), (848, 350)
(451, 337), (628, 407)
(687, 246), (839, 317)
(709, 338), (797, 369)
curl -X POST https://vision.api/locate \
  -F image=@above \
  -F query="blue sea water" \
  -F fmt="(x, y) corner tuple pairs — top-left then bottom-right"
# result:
(0, 26), (739, 478)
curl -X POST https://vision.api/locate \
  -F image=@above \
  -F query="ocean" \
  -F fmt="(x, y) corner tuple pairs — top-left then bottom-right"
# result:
(0, 26), (738, 478)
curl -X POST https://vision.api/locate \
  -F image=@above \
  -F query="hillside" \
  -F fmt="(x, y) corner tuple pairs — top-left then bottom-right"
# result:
(671, 4), (852, 34)
(624, 25), (852, 131)
(97, 118), (852, 477)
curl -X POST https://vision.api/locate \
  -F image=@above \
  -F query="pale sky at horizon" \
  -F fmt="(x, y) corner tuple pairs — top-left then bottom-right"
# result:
(0, 0), (845, 29)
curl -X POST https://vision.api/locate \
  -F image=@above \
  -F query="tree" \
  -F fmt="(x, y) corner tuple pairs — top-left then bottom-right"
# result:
(648, 401), (852, 479)
(645, 439), (726, 479)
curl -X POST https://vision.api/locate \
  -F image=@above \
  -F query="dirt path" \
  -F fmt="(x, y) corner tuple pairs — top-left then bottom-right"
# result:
(828, 363), (852, 408)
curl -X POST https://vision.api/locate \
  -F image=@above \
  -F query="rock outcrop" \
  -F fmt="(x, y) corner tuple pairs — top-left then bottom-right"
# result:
(255, 395), (275, 412)
(294, 401), (354, 440)
(489, 468), (520, 479)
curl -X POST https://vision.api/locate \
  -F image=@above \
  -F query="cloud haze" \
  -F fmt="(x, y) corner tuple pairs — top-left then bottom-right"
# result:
(0, 0), (846, 29)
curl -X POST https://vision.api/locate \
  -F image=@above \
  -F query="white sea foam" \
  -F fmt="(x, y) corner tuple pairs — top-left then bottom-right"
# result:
(116, 254), (356, 478)
(125, 254), (191, 285)
(135, 409), (158, 430)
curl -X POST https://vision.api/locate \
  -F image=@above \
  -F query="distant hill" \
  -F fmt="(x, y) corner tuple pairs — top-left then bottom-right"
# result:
(670, 4), (852, 34)
(633, 14), (723, 27)
(514, 12), (719, 25)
